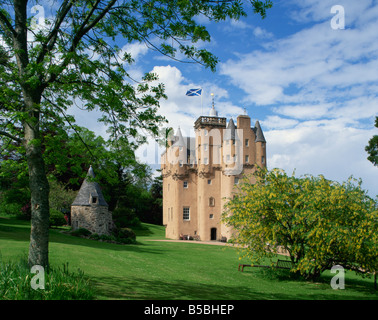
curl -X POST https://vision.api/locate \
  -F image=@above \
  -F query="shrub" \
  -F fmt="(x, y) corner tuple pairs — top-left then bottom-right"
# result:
(224, 167), (378, 280)
(112, 207), (141, 228)
(0, 202), (23, 217)
(49, 208), (67, 227)
(0, 258), (94, 300)
(113, 227), (137, 244)
(89, 233), (100, 240)
(71, 228), (92, 237)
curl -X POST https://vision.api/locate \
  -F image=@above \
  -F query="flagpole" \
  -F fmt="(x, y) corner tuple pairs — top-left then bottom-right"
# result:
(201, 87), (203, 116)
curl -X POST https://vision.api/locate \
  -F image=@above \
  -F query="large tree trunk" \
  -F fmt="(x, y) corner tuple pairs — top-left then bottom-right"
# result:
(13, 0), (50, 268)
(26, 136), (50, 268)
(23, 95), (50, 268)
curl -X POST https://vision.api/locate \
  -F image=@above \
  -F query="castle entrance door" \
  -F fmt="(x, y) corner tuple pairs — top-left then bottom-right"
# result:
(210, 228), (217, 241)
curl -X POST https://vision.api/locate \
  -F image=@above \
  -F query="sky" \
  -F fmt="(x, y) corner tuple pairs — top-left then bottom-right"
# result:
(125, 0), (377, 197)
(19, 0), (378, 196)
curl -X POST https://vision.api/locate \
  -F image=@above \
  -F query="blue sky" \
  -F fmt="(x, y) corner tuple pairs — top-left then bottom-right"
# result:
(19, 0), (378, 196)
(124, 0), (378, 196)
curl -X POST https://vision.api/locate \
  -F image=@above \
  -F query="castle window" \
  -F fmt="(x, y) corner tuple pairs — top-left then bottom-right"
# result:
(262, 156), (265, 164)
(179, 160), (183, 167)
(234, 177), (240, 185)
(209, 214), (214, 219)
(209, 197), (215, 207)
(207, 179), (212, 185)
(245, 155), (249, 163)
(204, 144), (208, 151)
(245, 139), (249, 147)
(183, 181), (188, 188)
(183, 207), (190, 221)
(92, 196), (98, 204)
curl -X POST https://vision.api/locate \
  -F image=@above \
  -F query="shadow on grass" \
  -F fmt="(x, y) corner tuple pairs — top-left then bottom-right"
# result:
(0, 217), (164, 255)
(91, 273), (377, 300)
(0, 218), (30, 242)
(242, 267), (378, 298)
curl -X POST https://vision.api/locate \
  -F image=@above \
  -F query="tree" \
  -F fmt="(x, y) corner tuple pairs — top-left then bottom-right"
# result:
(223, 168), (377, 280)
(0, 0), (273, 267)
(366, 116), (378, 166)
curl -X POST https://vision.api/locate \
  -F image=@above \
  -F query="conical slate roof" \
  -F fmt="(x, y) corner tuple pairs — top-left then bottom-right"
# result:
(223, 118), (239, 141)
(171, 127), (186, 148)
(254, 120), (266, 143)
(71, 166), (108, 207)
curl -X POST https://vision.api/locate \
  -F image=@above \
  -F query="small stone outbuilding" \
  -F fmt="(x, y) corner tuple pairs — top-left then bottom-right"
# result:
(71, 166), (113, 235)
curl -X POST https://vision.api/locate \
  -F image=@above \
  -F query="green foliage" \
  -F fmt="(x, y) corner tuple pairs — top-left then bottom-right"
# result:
(48, 179), (77, 213)
(0, 258), (94, 300)
(365, 116), (378, 166)
(71, 228), (92, 237)
(111, 172), (163, 226)
(223, 167), (378, 280)
(112, 207), (141, 228)
(49, 208), (67, 227)
(70, 225), (137, 245)
(113, 227), (137, 244)
(0, 144), (30, 218)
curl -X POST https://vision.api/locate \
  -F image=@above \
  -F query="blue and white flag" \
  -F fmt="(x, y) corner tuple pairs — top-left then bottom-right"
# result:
(186, 88), (202, 96)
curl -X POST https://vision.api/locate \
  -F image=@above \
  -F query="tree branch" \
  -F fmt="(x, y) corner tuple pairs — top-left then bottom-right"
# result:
(0, 9), (16, 39)
(0, 130), (22, 143)
(44, 0), (117, 86)
(36, 0), (75, 65)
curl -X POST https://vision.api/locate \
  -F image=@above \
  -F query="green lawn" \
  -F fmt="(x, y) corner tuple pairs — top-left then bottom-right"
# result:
(0, 216), (377, 300)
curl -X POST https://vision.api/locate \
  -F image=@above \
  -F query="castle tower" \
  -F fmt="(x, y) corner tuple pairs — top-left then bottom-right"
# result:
(161, 103), (267, 241)
(194, 103), (226, 241)
(71, 166), (113, 235)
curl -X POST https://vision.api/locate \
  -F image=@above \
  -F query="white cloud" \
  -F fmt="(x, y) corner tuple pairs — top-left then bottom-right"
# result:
(273, 103), (332, 120)
(266, 122), (377, 195)
(253, 26), (274, 39)
(149, 65), (242, 132)
(219, 0), (378, 195)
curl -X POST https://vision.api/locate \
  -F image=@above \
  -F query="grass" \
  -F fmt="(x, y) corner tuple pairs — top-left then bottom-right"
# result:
(0, 216), (377, 300)
(0, 258), (94, 300)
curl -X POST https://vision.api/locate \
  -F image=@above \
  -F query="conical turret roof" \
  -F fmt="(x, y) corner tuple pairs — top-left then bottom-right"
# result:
(71, 166), (108, 207)
(172, 127), (187, 148)
(224, 118), (239, 141)
(254, 120), (266, 143)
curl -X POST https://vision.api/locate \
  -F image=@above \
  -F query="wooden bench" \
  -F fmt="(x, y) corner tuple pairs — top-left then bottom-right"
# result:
(238, 259), (293, 272)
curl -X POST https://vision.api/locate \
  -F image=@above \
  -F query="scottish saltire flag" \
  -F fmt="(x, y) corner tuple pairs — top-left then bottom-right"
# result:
(186, 88), (202, 96)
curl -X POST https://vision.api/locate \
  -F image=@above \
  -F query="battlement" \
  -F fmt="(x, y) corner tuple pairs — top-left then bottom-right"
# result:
(194, 116), (226, 129)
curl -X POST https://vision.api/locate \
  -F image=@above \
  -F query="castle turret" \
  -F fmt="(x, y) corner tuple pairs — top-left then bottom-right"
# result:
(254, 120), (267, 168)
